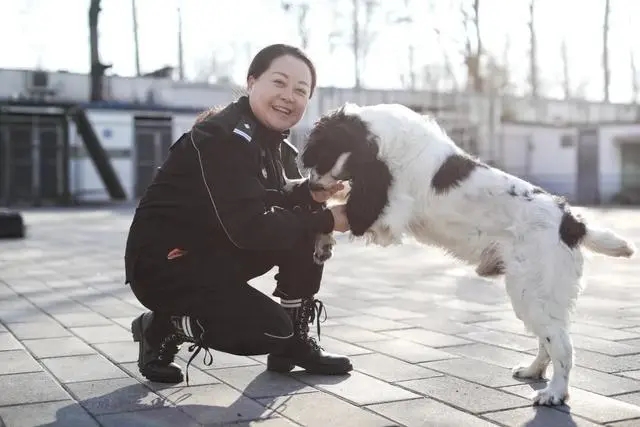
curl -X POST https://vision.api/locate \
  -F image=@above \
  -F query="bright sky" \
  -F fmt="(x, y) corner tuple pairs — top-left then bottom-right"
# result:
(1, 0), (638, 103)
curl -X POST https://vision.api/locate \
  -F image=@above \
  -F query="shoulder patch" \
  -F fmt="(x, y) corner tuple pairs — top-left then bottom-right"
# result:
(282, 138), (299, 154)
(232, 116), (255, 143)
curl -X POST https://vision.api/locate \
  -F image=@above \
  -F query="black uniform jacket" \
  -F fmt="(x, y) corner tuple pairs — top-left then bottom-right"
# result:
(124, 96), (333, 284)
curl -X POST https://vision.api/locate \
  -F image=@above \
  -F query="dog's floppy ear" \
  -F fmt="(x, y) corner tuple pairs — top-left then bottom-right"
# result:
(346, 158), (392, 236)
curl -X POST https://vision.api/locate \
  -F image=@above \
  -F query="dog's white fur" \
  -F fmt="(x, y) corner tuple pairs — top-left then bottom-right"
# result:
(308, 103), (636, 405)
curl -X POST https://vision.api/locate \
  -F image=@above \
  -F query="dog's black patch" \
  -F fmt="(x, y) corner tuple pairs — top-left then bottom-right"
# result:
(558, 207), (587, 248)
(431, 154), (486, 194)
(347, 158), (393, 236)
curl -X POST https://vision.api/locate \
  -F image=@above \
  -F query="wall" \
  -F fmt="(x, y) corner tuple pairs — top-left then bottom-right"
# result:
(498, 123), (577, 199)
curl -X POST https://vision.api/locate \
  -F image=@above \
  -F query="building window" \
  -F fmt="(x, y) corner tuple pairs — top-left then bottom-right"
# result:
(560, 134), (574, 148)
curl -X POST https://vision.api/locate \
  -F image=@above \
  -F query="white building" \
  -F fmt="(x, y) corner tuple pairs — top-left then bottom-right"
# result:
(1, 67), (639, 206)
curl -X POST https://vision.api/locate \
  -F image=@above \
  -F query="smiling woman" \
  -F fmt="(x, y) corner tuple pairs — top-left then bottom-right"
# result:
(124, 43), (353, 386)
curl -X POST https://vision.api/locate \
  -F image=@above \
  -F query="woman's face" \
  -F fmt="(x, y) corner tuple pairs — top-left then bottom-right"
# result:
(247, 55), (312, 132)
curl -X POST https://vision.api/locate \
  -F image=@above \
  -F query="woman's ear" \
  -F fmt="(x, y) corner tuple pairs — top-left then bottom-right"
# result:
(247, 75), (256, 92)
(346, 158), (392, 236)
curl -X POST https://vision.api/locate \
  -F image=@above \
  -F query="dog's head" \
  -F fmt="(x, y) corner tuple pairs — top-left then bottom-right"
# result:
(301, 104), (393, 236)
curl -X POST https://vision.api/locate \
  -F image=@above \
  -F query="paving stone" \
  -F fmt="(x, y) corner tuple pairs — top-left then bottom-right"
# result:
(569, 366), (640, 396)
(6, 321), (72, 339)
(444, 343), (533, 370)
(458, 329), (538, 352)
(210, 365), (317, 398)
(291, 370), (420, 405)
(0, 349), (42, 375)
(90, 302), (143, 318)
(358, 306), (427, 320)
(0, 332), (22, 351)
(484, 406), (601, 427)
(501, 383), (640, 424)
(154, 383), (274, 425)
(259, 392), (394, 426)
(475, 319), (535, 337)
(0, 400), (100, 427)
(572, 323), (640, 341)
(401, 316), (490, 335)
(336, 314), (412, 331)
(70, 324), (132, 343)
(607, 418), (640, 427)
(422, 357), (534, 388)
(384, 327), (473, 348)
(22, 336), (96, 359)
(96, 407), (201, 427)
(367, 397), (498, 427)
(571, 334), (640, 356)
(359, 338), (457, 363)
(52, 312), (112, 327)
(94, 341), (138, 363)
(120, 361), (219, 389)
(178, 348), (260, 371)
(324, 324), (392, 342)
(42, 354), (129, 383)
(66, 377), (171, 415)
(350, 352), (443, 382)
(0, 371), (69, 406)
(399, 375), (531, 413)
(574, 350), (640, 374)
(312, 335), (375, 356)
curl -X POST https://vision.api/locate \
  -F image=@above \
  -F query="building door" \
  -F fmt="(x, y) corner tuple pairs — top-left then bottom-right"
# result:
(576, 127), (600, 205)
(620, 143), (640, 192)
(0, 113), (66, 206)
(134, 117), (173, 198)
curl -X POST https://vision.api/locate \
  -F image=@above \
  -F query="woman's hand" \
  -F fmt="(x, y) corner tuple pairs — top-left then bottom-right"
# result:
(311, 182), (345, 203)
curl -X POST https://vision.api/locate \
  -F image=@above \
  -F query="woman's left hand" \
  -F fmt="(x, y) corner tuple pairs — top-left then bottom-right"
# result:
(311, 182), (345, 203)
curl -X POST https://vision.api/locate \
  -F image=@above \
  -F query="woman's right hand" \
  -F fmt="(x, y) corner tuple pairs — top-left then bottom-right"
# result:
(329, 204), (350, 232)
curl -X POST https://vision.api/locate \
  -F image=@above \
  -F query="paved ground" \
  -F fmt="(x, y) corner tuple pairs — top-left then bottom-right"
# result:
(2, 205), (640, 426)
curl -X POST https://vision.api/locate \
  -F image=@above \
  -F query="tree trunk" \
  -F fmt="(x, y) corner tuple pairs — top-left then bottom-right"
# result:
(89, 0), (111, 101)
(603, 0), (610, 102)
(528, 0), (539, 97)
(560, 38), (571, 99)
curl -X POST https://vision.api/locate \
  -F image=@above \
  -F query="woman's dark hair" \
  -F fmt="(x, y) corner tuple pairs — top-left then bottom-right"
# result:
(247, 43), (317, 98)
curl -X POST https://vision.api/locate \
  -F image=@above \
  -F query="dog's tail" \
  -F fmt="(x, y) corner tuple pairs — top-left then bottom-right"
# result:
(582, 226), (636, 258)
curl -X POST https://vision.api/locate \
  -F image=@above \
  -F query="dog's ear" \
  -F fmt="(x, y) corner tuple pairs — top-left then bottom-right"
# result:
(346, 158), (392, 236)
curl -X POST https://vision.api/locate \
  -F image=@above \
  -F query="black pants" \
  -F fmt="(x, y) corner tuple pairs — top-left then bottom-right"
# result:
(128, 234), (322, 356)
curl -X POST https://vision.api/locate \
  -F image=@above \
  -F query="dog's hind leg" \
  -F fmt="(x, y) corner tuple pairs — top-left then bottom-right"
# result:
(531, 325), (573, 406)
(512, 338), (550, 380)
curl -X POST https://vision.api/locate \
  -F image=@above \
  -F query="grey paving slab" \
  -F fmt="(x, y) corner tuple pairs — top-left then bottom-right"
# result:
(3, 206), (640, 426)
(0, 349), (43, 375)
(366, 398), (498, 427)
(5, 321), (72, 340)
(0, 371), (69, 406)
(0, 400), (100, 427)
(22, 336), (96, 359)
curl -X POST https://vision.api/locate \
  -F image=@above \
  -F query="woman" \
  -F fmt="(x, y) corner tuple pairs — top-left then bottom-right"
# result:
(125, 43), (353, 384)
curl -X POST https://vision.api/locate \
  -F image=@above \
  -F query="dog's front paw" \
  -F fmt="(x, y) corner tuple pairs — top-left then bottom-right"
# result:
(532, 385), (568, 406)
(314, 234), (335, 265)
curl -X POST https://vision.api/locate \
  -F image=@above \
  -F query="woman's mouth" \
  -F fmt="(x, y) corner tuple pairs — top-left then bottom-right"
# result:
(272, 105), (291, 116)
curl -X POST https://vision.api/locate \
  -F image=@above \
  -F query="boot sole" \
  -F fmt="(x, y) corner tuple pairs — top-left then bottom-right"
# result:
(267, 355), (353, 375)
(131, 315), (184, 384)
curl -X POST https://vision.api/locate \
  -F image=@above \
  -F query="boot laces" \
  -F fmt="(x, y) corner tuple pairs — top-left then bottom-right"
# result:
(160, 318), (213, 385)
(300, 298), (327, 351)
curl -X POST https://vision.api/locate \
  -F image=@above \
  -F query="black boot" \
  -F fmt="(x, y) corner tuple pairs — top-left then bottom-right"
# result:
(131, 312), (183, 383)
(267, 298), (353, 375)
(132, 312), (213, 384)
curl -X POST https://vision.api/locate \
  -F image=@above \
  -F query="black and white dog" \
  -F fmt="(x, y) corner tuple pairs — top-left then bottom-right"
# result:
(301, 102), (635, 406)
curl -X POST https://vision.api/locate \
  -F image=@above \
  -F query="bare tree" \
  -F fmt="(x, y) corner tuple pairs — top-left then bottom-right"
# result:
(461, 0), (483, 92)
(352, 0), (379, 88)
(560, 37), (571, 99)
(89, 0), (111, 101)
(631, 49), (639, 103)
(603, 0), (610, 102)
(528, 0), (539, 97)
(282, 1), (311, 50)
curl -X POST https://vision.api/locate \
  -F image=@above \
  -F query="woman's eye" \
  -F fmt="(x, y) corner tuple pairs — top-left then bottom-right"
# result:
(295, 88), (308, 96)
(274, 79), (285, 86)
